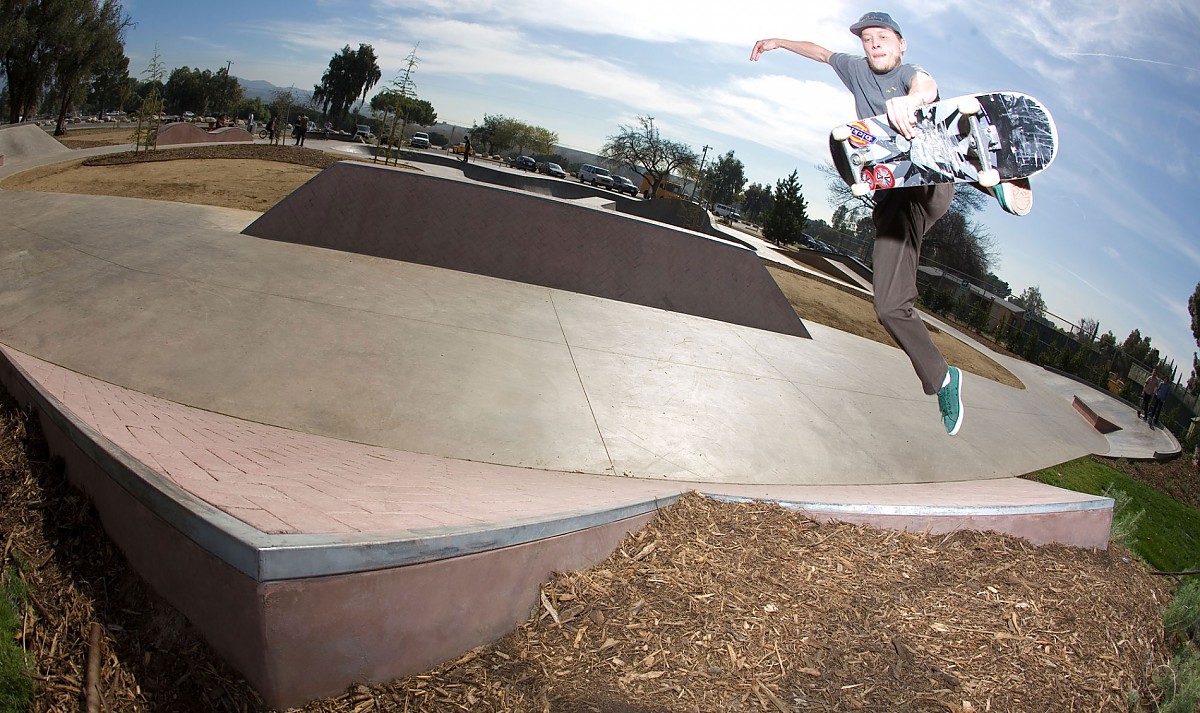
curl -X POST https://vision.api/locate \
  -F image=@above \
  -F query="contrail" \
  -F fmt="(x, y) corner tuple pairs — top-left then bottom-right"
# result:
(1063, 52), (1200, 73)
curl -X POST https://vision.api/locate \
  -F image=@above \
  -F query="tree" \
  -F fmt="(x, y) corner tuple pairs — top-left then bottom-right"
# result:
(762, 170), (808, 247)
(1190, 282), (1200, 348)
(1076, 318), (1099, 344)
(48, 0), (130, 135)
(1, 0), (131, 124)
(1015, 286), (1046, 318)
(922, 209), (997, 279)
(86, 49), (131, 116)
(370, 91), (436, 127)
(601, 116), (697, 199)
(741, 182), (773, 224)
(470, 114), (507, 154)
(267, 87), (298, 145)
(1188, 282), (1200, 393)
(164, 66), (243, 117)
(312, 43), (381, 126)
(982, 273), (1011, 298)
(702, 151), (746, 206)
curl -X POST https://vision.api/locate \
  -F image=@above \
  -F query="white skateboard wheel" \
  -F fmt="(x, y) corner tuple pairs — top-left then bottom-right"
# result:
(831, 124), (853, 141)
(978, 169), (1000, 187)
(957, 96), (982, 115)
(850, 182), (871, 197)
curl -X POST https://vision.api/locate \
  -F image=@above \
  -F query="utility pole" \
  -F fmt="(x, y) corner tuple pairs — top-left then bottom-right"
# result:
(691, 144), (711, 202)
(224, 61), (234, 117)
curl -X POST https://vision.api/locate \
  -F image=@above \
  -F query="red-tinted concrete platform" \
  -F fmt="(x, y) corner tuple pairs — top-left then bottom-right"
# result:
(0, 153), (1176, 707)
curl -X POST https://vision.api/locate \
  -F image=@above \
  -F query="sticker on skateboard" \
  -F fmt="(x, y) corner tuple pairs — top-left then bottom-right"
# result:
(830, 91), (1057, 198)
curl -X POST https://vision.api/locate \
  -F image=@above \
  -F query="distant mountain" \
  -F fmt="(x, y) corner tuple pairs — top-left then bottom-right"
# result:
(236, 78), (314, 107)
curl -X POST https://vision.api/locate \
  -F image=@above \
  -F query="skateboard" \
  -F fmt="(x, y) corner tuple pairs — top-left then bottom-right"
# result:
(829, 91), (1057, 204)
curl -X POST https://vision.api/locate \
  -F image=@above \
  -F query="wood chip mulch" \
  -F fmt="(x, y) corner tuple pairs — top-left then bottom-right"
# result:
(0, 387), (1180, 712)
(79, 143), (346, 170)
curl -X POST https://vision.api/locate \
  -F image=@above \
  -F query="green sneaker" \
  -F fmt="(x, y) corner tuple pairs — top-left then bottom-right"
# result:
(938, 367), (964, 436)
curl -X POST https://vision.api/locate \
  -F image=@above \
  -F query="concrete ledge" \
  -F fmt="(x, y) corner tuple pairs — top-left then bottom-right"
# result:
(0, 343), (665, 708)
(1073, 395), (1121, 434)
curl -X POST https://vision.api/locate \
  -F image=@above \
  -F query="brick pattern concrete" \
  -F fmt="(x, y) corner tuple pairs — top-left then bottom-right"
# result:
(7, 345), (678, 536)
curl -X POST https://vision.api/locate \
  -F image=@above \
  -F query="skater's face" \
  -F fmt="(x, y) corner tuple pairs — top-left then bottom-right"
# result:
(859, 27), (906, 73)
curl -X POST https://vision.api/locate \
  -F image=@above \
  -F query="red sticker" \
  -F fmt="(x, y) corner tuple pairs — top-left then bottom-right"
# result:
(873, 166), (895, 190)
(860, 168), (876, 190)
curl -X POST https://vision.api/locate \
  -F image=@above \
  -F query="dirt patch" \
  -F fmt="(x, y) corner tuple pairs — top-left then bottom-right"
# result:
(767, 265), (1022, 389)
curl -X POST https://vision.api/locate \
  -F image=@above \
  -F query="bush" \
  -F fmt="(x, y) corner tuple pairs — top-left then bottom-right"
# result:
(1164, 579), (1200, 647)
(1153, 648), (1200, 713)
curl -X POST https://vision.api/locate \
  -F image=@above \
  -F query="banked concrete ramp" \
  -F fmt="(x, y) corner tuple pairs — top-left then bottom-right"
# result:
(156, 122), (252, 145)
(243, 161), (809, 338)
(0, 123), (70, 165)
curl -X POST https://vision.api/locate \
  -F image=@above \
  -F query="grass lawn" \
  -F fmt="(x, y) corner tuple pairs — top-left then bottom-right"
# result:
(1028, 456), (1200, 572)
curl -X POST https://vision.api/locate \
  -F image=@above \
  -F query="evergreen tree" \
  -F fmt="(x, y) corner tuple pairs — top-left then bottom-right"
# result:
(762, 170), (808, 247)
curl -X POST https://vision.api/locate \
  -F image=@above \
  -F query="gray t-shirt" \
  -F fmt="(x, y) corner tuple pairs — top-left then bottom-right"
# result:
(828, 52), (926, 119)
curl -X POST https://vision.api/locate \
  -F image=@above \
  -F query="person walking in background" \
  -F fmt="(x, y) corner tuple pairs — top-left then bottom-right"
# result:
(266, 116), (277, 143)
(1149, 377), (1170, 427)
(294, 114), (308, 146)
(750, 11), (962, 435)
(1139, 369), (1159, 419)
(462, 134), (472, 164)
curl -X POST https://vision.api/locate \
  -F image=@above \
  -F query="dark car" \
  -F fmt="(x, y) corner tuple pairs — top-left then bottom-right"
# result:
(512, 155), (537, 171)
(537, 161), (567, 178)
(610, 175), (639, 196)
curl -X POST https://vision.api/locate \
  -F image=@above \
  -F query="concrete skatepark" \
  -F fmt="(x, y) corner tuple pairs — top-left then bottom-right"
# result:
(0, 123), (1181, 707)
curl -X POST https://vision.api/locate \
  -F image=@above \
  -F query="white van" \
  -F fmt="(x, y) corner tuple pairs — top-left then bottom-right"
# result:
(713, 203), (735, 217)
(578, 164), (614, 188)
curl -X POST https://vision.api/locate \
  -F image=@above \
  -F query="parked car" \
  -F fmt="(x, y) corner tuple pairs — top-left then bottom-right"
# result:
(512, 155), (537, 171)
(538, 162), (567, 178)
(577, 164), (614, 188)
(610, 175), (639, 196)
(713, 203), (735, 218)
(410, 131), (430, 148)
(355, 124), (374, 139)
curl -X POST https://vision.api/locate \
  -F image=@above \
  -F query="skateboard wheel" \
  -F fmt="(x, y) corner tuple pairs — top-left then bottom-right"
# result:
(978, 169), (1000, 187)
(831, 124), (853, 142)
(957, 96), (982, 115)
(850, 182), (871, 197)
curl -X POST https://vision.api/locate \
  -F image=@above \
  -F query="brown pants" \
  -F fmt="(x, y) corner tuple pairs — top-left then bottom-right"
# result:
(871, 184), (954, 395)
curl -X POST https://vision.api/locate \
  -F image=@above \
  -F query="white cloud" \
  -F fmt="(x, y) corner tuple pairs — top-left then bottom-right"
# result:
(371, 0), (857, 47)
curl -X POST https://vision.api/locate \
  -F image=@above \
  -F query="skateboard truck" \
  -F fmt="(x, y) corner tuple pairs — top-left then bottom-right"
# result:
(830, 124), (874, 197)
(956, 96), (1000, 188)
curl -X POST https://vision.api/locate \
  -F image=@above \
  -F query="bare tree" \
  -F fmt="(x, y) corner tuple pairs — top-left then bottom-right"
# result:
(601, 116), (697, 199)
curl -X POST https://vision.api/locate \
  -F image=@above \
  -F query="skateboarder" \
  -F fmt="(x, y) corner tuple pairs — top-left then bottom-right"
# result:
(751, 11), (964, 435)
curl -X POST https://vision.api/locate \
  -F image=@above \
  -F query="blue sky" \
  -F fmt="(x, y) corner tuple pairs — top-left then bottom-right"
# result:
(122, 0), (1200, 377)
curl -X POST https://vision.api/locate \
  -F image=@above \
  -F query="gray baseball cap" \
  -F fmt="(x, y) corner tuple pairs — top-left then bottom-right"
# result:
(850, 11), (903, 38)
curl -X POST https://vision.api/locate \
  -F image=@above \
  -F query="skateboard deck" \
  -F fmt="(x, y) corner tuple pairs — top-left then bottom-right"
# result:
(830, 91), (1057, 198)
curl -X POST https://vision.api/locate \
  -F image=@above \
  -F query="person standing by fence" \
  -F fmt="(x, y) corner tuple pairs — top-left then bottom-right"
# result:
(1139, 370), (1159, 420)
(1149, 378), (1170, 427)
